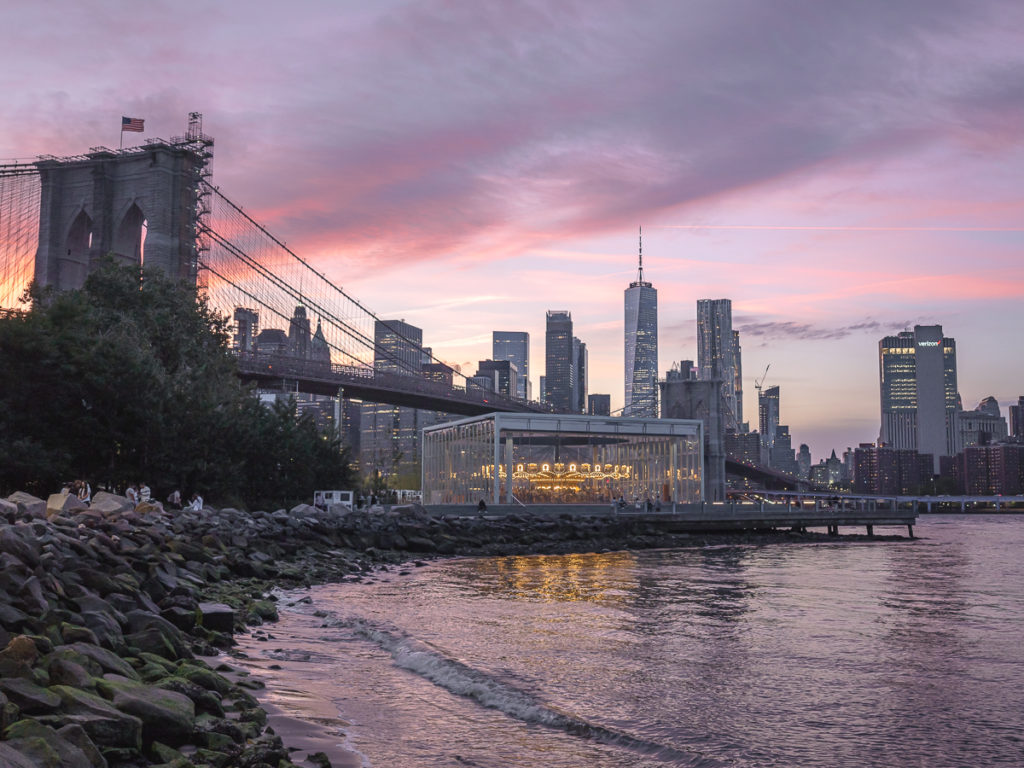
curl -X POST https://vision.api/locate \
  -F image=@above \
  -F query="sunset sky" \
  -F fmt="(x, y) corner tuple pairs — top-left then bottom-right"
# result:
(3, 0), (1023, 460)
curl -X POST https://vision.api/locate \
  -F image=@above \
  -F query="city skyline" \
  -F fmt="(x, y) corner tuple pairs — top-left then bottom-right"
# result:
(2, 1), (1024, 459)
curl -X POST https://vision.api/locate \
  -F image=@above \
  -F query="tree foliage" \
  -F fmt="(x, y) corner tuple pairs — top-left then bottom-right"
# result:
(0, 261), (353, 507)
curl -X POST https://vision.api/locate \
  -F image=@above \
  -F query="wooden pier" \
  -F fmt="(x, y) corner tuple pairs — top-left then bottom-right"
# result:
(427, 499), (917, 538)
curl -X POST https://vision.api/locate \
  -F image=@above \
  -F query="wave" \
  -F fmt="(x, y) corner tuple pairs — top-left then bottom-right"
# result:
(321, 614), (720, 767)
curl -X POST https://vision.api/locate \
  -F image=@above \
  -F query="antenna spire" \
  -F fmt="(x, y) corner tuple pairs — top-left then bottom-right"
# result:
(637, 225), (644, 282)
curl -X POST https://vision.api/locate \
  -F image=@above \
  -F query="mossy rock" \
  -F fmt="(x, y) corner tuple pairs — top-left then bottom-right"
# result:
(47, 685), (143, 749)
(95, 674), (195, 747)
(175, 662), (232, 695)
(2, 719), (94, 768)
(193, 746), (233, 767)
(149, 739), (191, 764)
(0, 677), (61, 714)
(59, 642), (139, 679)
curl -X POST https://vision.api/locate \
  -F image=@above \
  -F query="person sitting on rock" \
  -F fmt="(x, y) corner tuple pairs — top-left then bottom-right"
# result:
(126, 484), (138, 507)
(189, 493), (204, 512)
(166, 489), (181, 510)
(139, 482), (152, 504)
(477, 498), (488, 514)
(77, 480), (91, 505)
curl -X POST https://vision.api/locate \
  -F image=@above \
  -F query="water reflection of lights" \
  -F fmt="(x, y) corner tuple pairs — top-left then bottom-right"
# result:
(459, 551), (639, 605)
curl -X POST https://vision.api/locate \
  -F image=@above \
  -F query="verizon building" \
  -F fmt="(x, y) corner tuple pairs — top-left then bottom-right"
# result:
(879, 325), (959, 473)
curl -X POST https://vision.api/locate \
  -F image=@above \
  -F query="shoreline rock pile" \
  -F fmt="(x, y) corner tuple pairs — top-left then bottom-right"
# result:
(0, 490), (863, 766)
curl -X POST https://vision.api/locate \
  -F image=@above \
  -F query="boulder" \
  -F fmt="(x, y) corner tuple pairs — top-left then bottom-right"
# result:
(0, 676), (62, 713)
(0, 527), (41, 568)
(59, 642), (139, 680)
(0, 498), (17, 520)
(7, 492), (46, 519)
(96, 674), (195, 746)
(47, 493), (87, 517)
(45, 657), (96, 689)
(88, 492), (133, 517)
(0, 635), (39, 665)
(48, 685), (143, 749)
(0, 743), (38, 768)
(56, 723), (108, 768)
(134, 500), (164, 516)
(197, 603), (235, 634)
(2, 719), (95, 768)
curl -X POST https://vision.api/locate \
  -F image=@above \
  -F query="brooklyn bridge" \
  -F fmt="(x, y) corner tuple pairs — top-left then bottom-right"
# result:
(0, 114), (538, 418)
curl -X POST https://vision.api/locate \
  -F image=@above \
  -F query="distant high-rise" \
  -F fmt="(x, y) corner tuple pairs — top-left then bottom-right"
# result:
(732, 329), (743, 428)
(769, 424), (798, 476)
(233, 307), (259, 353)
(797, 443), (811, 480)
(1010, 396), (1024, 438)
(362, 319), (433, 485)
(588, 394), (611, 416)
(879, 325), (958, 473)
(374, 319), (423, 374)
(474, 359), (518, 398)
(574, 337), (588, 414)
(624, 228), (658, 417)
(666, 360), (697, 381)
(545, 311), (574, 412)
(697, 299), (740, 428)
(287, 305), (311, 359)
(758, 385), (780, 449)
(493, 331), (530, 400)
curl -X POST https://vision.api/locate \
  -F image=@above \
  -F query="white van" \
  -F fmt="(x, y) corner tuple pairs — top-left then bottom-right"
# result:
(313, 490), (354, 511)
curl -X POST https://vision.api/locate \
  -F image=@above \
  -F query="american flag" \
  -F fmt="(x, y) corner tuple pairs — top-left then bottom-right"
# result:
(121, 116), (144, 132)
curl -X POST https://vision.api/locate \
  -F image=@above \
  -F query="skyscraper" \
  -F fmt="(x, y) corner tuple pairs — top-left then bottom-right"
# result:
(361, 319), (434, 485)
(879, 325), (959, 472)
(492, 331), (530, 400)
(574, 337), (587, 414)
(732, 329), (743, 428)
(758, 385), (780, 449)
(697, 299), (740, 428)
(1010, 396), (1024, 438)
(545, 311), (574, 412)
(588, 394), (611, 416)
(624, 229), (658, 417)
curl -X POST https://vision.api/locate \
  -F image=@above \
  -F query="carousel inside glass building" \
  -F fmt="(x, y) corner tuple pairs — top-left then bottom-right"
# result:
(421, 413), (703, 506)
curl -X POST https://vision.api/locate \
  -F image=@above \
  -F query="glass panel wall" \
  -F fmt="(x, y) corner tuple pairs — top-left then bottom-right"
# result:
(423, 414), (702, 505)
(421, 417), (495, 504)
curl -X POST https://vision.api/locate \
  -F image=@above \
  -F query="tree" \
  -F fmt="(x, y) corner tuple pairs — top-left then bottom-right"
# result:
(0, 260), (354, 505)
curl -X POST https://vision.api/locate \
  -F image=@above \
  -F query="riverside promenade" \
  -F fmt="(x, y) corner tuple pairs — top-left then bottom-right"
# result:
(427, 498), (918, 538)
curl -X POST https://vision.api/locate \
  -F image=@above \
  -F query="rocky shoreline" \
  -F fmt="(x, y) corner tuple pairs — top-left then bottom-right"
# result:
(0, 489), (890, 767)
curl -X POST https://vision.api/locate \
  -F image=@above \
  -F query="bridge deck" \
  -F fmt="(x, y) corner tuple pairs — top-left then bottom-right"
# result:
(235, 352), (543, 415)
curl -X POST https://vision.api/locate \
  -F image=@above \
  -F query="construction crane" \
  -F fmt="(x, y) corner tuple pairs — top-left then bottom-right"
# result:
(755, 364), (771, 395)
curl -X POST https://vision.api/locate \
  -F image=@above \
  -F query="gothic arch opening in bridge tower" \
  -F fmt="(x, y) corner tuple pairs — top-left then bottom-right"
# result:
(113, 202), (147, 268)
(60, 210), (93, 291)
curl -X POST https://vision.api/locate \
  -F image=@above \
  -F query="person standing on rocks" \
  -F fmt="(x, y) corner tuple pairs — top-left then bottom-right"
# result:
(126, 484), (138, 508)
(167, 489), (182, 510)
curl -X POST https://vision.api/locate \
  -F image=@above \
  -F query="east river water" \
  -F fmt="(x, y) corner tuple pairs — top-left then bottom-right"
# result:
(233, 515), (1024, 767)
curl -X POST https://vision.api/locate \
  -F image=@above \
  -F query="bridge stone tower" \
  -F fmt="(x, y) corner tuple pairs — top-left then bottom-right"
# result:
(34, 116), (212, 291)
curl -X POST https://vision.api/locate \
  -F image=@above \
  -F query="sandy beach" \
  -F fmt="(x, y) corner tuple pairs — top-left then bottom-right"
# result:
(229, 608), (366, 768)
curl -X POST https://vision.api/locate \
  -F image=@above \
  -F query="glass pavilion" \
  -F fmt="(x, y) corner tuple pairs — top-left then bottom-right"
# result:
(422, 413), (703, 506)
